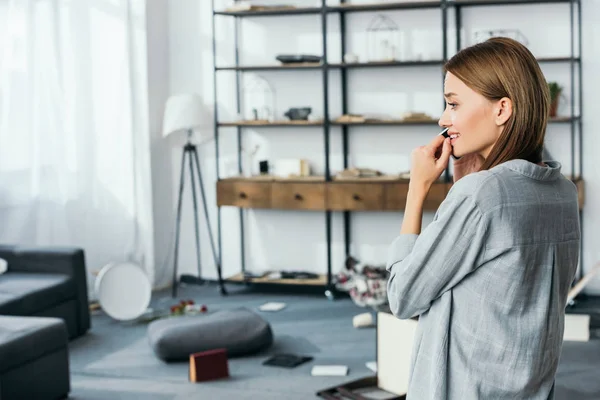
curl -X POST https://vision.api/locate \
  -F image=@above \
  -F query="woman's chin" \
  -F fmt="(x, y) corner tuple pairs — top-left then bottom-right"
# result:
(452, 148), (463, 158)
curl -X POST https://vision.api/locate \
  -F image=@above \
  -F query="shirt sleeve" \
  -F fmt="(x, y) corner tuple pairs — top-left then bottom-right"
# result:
(386, 192), (489, 319)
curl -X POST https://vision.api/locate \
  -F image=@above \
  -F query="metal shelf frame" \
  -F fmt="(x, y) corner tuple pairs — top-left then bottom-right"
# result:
(210, 0), (584, 292)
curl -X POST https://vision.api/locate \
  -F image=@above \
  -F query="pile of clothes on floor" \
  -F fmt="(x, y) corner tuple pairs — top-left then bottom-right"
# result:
(334, 256), (390, 310)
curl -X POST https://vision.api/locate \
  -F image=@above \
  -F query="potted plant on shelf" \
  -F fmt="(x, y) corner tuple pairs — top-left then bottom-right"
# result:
(548, 81), (562, 118)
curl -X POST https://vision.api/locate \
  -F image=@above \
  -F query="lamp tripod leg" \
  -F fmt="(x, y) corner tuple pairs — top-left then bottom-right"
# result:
(172, 147), (187, 298)
(187, 145), (204, 284)
(192, 148), (227, 295)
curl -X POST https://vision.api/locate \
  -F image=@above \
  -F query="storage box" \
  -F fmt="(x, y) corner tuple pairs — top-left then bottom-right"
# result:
(317, 312), (417, 399)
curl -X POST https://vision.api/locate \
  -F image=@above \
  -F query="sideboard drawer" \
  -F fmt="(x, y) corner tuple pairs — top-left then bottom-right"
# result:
(217, 180), (271, 209)
(385, 182), (449, 211)
(271, 182), (326, 210)
(327, 183), (384, 211)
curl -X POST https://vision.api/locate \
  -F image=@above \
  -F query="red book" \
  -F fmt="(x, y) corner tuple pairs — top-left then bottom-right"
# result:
(189, 348), (229, 383)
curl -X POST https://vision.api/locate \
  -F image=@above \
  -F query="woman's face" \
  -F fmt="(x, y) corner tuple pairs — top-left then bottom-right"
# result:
(438, 72), (506, 159)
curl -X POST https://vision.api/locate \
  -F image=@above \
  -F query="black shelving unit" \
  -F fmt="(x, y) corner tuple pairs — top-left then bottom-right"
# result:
(211, 0), (584, 293)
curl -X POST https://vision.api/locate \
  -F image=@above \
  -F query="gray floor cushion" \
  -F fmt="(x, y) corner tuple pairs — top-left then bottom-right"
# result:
(147, 307), (273, 362)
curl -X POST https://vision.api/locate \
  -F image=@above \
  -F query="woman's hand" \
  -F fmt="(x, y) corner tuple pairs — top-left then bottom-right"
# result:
(409, 135), (452, 190)
(453, 153), (484, 183)
(401, 135), (451, 235)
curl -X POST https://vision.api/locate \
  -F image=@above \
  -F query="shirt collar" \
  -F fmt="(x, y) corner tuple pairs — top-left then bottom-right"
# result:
(495, 159), (563, 181)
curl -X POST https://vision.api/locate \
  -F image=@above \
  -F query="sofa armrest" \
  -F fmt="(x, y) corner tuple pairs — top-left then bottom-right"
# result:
(7, 246), (91, 335)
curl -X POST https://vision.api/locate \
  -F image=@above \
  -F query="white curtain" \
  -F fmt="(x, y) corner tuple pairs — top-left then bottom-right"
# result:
(0, 0), (155, 292)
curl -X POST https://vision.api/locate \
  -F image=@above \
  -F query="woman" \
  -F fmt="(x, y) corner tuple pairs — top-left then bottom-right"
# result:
(386, 37), (580, 399)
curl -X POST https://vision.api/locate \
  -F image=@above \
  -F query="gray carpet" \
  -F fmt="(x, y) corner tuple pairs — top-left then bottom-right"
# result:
(67, 283), (600, 399)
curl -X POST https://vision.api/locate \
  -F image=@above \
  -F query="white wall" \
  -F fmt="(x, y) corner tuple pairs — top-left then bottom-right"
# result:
(151, 0), (600, 293)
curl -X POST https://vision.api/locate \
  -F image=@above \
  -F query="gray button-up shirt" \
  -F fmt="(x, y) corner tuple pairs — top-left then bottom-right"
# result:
(386, 159), (580, 399)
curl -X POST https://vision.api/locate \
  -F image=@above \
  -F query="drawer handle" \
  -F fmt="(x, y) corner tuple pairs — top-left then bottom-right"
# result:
(294, 193), (303, 201)
(352, 194), (361, 201)
(239, 192), (248, 199)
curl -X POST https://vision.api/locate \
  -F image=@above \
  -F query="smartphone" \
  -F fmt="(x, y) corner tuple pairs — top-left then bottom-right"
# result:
(439, 127), (460, 160)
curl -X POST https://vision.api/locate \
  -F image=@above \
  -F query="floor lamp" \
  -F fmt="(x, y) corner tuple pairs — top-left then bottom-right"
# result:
(163, 94), (226, 297)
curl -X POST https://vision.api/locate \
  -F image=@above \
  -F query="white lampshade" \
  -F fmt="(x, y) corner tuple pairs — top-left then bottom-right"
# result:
(162, 93), (205, 138)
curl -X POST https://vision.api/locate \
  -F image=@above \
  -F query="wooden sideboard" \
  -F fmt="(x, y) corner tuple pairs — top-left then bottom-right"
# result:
(217, 177), (585, 211)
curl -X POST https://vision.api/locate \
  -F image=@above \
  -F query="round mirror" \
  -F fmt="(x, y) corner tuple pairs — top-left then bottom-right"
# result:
(95, 262), (151, 321)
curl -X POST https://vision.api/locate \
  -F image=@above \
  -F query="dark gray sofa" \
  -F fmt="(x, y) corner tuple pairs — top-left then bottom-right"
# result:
(0, 245), (91, 339)
(0, 246), (91, 400)
(0, 316), (70, 400)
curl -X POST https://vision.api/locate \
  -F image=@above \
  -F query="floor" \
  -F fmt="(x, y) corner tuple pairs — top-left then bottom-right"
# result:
(67, 282), (600, 399)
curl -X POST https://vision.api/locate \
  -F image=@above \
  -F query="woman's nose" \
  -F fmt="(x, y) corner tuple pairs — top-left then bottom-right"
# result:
(438, 110), (451, 128)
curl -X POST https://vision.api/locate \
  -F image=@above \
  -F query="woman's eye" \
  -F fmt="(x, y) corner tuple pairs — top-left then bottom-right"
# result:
(447, 103), (458, 109)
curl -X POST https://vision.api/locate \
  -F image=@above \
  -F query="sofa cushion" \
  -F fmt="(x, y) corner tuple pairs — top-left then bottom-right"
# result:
(0, 316), (68, 373)
(0, 273), (73, 316)
(147, 307), (273, 362)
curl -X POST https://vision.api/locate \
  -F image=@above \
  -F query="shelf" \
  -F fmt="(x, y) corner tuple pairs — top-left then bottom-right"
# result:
(214, 6), (322, 17)
(214, 58), (575, 73)
(214, 1), (573, 16)
(331, 119), (438, 126)
(218, 117), (576, 129)
(216, 63), (323, 71)
(451, 0), (573, 7)
(329, 60), (444, 69)
(550, 116), (580, 123)
(219, 120), (323, 127)
(537, 57), (581, 63)
(226, 272), (328, 286)
(215, 2), (443, 17)
(216, 60), (443, 72)
(221, 175), (326, 182)
(327, 1), (442, 12)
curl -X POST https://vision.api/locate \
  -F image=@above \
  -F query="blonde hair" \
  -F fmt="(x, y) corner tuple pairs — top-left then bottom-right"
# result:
(444, 37), (549, 170)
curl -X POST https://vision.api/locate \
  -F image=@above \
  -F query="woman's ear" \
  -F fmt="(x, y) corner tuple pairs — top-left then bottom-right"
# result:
(495, 97), (512, 126)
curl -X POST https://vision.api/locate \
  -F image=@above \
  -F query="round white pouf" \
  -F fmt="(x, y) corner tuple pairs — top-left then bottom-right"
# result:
(95, 262), (151, 321)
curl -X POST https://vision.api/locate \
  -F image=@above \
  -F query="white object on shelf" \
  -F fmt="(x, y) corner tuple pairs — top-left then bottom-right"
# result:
(95, 261), (151, 321)
(311, 365), (349, 376)
(259, 302), (287, 312)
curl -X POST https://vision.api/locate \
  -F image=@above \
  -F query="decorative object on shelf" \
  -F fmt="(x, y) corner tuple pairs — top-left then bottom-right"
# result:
(472, 29), (529, 47)
(163, 93), (226, 297)
(275, 54), (322, 64)
(284, 107), (312, 120)
(259, 160), (270, 175)
(548, 81), (563, 117)
(274, 158), (310, 177)
(366, 15), (399, 62)
(335, 256), (390, 310)
(243, 74), (275, 121)
(343, 53), (359, 63)
(400, 111), (436, 122)
(266, 270), (320, 280)
(334, 113), (395, 123)
(241, 144), (260, 177)
(225, 2), (296, 12)
(335, 167), (383, 180)
(335, 114), (366, 123)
